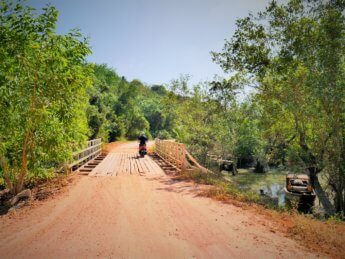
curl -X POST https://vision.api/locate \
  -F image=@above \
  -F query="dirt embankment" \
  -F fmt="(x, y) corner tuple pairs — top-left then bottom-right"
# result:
(0, 141), (329, 258)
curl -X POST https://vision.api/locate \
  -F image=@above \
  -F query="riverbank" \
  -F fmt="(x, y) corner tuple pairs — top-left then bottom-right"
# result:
(175, 169), (345, 258)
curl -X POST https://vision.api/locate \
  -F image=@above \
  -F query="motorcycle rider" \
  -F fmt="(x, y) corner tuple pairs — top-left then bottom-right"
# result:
(138, 132), (148, 146)
(138, 132), (148, 157)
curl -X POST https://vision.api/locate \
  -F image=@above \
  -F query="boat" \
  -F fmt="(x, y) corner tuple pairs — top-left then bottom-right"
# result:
(284, 174), (316, 212)
(284, 174), (315, 196)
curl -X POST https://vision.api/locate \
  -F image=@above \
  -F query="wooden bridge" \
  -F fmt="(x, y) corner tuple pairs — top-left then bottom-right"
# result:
(86, 151), (164, 176)
(72, 141), (167, 176)
(69, 138), (208, 177)
(69, 138), (335, 216)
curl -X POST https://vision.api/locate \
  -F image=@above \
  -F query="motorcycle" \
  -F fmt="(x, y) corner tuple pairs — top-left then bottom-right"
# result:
(139, 144), (147, 157)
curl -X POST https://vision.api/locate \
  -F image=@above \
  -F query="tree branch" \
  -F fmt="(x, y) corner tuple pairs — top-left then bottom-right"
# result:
(0, 155), (13, 191)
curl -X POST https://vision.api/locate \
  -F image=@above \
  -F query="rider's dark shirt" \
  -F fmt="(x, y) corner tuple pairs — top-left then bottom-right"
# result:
(138, 135), (148, 145)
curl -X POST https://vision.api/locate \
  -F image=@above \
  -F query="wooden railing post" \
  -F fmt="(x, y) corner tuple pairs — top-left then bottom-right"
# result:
(68, 138), (102, 171)
(154, 138), (186, 171)
(180, 143), (186, 170)
(154, 138), (210, 173)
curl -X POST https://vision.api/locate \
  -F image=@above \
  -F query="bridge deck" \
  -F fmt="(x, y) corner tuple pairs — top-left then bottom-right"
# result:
(83, 142), (165, 177)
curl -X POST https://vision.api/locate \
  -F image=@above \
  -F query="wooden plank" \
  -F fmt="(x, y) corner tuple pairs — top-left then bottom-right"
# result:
(148, 156), (165, 175)
(143, 156), (156, 175)
(94, 154), (110, 176)
(127, 154), (131, 175)
(116, 153), (126, 176)
(112, 154), (121, 176)
(72, 143), (102, 156)
(130, 154), (134, 174)
(69, 149), (101, 168)
(128, 154), (132, 175)
(121, 154), (127, 175)
(140, 157), (151, 175)
(105, 154), (117, 176)
(91, 154), (111, 176)
(81, 140), (177, 177)
(111, 153), (121, 176)
(68, 138), (103, 171)
(135, 155), (145, 175)
(133, 154), (138, 174)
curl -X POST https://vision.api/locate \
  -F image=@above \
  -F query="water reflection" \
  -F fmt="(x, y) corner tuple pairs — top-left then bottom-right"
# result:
(222, 168), (287, 206)
(260, 183), (285, 206)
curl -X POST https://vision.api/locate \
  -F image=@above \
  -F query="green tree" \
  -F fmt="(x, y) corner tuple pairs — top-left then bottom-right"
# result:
(0, 2), (92, 194)
(213, 0), (345, 213)
(88, 64), (123, 141)
(88, 65), (151, 141)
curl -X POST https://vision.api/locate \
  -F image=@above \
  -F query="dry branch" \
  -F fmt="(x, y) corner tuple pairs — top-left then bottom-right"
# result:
(9, 189), (32, 206)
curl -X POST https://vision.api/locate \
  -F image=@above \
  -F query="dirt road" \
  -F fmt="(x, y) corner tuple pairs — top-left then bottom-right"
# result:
(0, 142), (317, 258)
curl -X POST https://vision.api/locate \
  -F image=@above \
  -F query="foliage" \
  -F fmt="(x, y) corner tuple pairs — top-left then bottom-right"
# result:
(87, 64), (151, 141)
(212, 0), (345, 213)
(0, 1), (92, 193)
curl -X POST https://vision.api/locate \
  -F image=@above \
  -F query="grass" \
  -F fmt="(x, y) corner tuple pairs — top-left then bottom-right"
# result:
(177, 169), (261, 204)
(176, 169), (345, 258)
(290, 213), (345, 258)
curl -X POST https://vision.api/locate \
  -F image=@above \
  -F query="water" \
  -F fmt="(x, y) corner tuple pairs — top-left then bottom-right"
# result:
(222, 168), (287, 206)
(216, 166), (322, 214)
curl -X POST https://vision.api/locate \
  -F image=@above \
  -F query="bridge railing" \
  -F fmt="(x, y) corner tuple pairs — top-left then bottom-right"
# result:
(155, 139), (186, 171)
(68, 138), (102, 170)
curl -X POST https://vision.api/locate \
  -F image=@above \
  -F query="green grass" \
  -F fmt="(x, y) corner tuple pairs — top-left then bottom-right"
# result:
(177, 169), (261, 204)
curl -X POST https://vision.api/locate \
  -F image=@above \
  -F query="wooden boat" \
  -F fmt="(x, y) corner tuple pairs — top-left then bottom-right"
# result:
(284, 174), (316, 213)
(284, 174), (316, 197)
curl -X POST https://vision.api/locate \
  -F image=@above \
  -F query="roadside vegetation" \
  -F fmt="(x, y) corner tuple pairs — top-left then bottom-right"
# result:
(174, 168), (344, 258)
(0, 0), (344, 222)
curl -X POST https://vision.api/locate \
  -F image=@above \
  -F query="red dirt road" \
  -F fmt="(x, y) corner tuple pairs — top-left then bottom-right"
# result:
(0, 142), (317, 258)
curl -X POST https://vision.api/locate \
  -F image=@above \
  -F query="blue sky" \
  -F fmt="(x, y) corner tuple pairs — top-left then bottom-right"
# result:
(28, 0), (273, 86)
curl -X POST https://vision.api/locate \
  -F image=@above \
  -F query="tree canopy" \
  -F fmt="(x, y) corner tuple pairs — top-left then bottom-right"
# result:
(212, 0), (345, 212)
(0, 1), (92, 193)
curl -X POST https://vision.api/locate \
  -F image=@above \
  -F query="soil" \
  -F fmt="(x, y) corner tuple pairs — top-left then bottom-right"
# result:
(0, 141), (321, 258)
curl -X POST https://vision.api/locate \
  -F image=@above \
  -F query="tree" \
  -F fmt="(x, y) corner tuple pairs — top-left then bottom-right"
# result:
(212, 0), (345, 213)
(88, 65), (152, 141)
(0, 2), (92, 194)
(88, 64), (123, 141)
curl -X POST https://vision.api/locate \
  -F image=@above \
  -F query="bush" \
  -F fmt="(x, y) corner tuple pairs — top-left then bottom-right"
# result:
(156, 130), (172, 140)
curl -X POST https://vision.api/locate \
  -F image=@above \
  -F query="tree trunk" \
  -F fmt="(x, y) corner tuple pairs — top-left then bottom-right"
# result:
(0, 156), (13, 192)
(308, 167), (335, 216)
(299, 133), (335, 215)
(331, 179), (345, 213)
(254, 160), (266, 173)
(334, 190), (344, 213)
(232, 161), (238, 176)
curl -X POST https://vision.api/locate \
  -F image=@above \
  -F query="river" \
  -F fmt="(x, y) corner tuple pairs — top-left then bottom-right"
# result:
(221, 168), (287, 206)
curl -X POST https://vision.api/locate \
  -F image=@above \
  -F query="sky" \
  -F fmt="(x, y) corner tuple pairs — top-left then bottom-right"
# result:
(27, 0), (273, 86)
